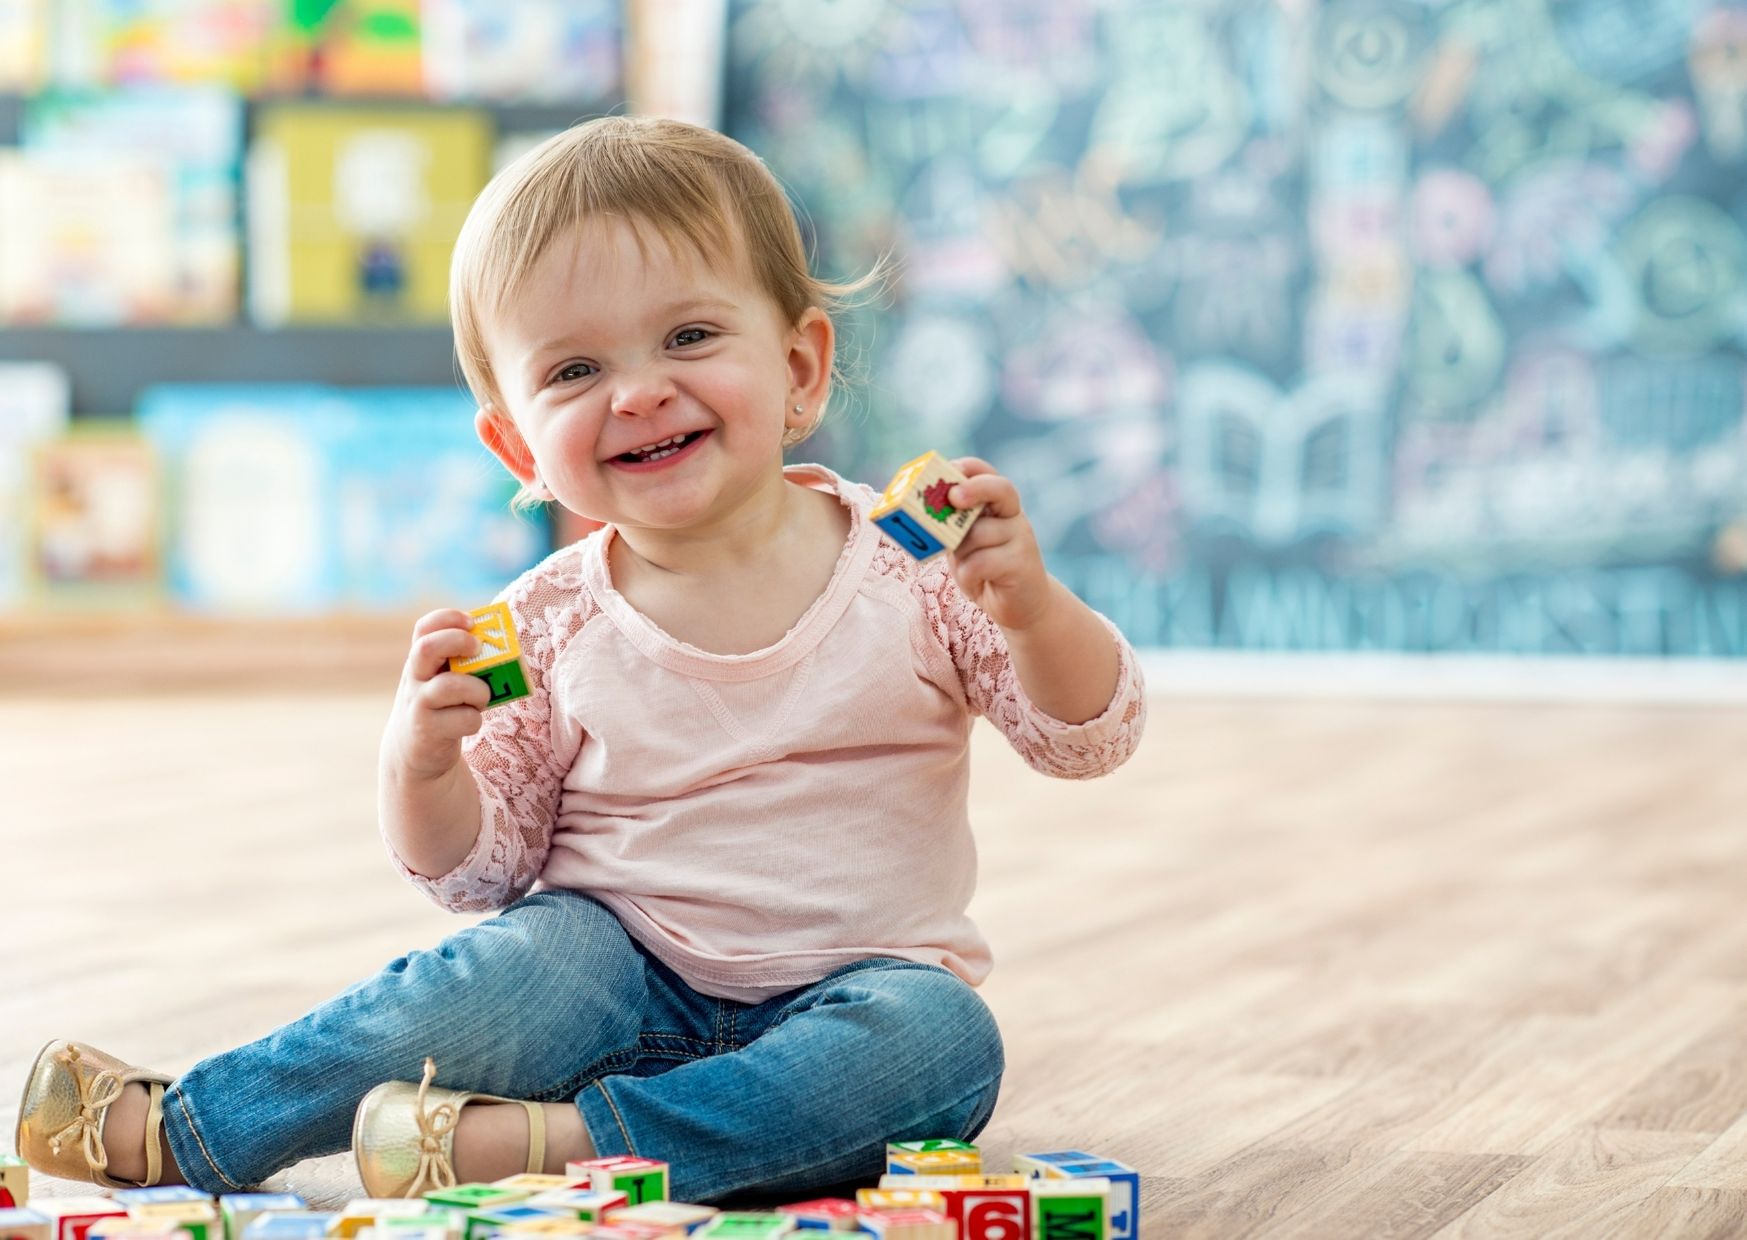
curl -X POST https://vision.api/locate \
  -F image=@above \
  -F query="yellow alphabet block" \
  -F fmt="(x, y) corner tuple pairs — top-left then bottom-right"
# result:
(855, 1190), (944, 1213)
(448, 602), (530, 709)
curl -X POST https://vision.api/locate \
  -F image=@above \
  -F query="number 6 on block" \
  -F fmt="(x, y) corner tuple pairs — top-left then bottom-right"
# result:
(448, 601), (531, 709)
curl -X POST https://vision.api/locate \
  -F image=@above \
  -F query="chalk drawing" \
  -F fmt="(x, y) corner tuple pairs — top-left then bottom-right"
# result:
(723, 0), (1747, 656)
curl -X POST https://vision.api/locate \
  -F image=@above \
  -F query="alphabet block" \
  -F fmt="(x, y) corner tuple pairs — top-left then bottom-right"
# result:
(773, 1201), (860, 1232)
(853, 1192), (943, 1214)
(0, 1156), (27, 1209)
(488, 1177), (580, 1196)
(586, 1224), (672, 1240)
(856, 1210), (953, 1240)
(217, 1197), (306, 1240)
(885, 1141), (980, 1178)
(111, 1192), (211, 1211)
(459, 1205), (558, 1240)
(875, 1179), (1029, 1240)
(877, 1177), (1026, 1192)
(953, 1191), (1031, 1240)
(422, 1188), (529, 1214)
(330, 1203), (433, 1240)
(869, 452), (984, 561)
(604, 1202), (718, 1234)
(370, 1218), (459, 1239)
(526, 1190), (627, 1224)
(449, 602), (530, 709)
(1031, 1181), (1110, 1240)
(1012, 1153), (1098, 1181)
(29, 1200), (128, 1240)
(482, 1221), (594, 1240)
(238, 1215), (337, 1240)
(87, 1221), (186, 1240)
(0, 1209), (51, 1240)
(695, 1215), (793, 1240)
(125, 1205), (215, 1240)
(564, 1158), (668, 1206)
(1034, 1161), (1136, 1240)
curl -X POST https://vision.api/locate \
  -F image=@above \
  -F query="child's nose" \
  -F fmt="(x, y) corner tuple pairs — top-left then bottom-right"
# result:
(608, 366), (679, 417)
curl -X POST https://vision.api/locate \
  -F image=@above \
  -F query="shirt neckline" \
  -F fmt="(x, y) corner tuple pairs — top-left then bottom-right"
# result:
(580, 463), (879, 681)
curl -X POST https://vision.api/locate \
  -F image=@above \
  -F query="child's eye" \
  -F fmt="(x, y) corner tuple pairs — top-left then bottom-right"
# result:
(670, 328), (712, 348)
(554, 361), (596, 383)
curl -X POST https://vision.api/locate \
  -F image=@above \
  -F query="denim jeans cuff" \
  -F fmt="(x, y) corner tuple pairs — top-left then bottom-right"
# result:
(160, 1080), (251, 1195)
(574, 1079), (636, 1160)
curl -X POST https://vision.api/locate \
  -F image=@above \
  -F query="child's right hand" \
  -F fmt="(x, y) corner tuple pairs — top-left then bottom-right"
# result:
(382, 608), (494, 781)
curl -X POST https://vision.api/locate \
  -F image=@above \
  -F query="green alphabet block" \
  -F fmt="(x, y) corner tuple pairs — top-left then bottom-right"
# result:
(474, 659), (530, 707)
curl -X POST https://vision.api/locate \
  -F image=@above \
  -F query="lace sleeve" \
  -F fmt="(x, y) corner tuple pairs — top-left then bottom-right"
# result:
(383, 549), (598, 912)
(913, 558), (1147, 779)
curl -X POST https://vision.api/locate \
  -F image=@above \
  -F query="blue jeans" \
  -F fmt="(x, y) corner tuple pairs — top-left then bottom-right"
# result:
(158, 890), (1004, 1203)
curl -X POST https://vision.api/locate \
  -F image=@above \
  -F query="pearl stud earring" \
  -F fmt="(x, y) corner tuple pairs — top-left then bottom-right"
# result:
(793, 404), (804, 413)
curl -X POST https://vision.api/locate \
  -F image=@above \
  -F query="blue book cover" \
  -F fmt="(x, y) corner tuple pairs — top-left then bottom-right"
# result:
(331, 387), (547, 609)
(138, 384), (352, 614)
(138, 383), (549, 615)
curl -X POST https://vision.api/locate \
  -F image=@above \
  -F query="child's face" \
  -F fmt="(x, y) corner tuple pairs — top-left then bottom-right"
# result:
(478, 217), (823, 533)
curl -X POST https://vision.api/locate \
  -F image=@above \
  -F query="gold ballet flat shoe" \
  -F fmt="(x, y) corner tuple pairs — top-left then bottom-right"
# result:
(353, 1057), (546, 1198)
(15, 1039), (174, 1189)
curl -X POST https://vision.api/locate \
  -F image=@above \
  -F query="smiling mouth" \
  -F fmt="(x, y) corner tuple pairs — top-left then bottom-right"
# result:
(615, 431), (706, 464)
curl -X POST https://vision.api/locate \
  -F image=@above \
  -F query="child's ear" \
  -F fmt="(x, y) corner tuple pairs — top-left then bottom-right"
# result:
(786, 308), (834, 417)
(475, 407), (537, 485)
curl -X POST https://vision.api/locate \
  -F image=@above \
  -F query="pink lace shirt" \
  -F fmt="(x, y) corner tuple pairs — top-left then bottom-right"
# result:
(383, 464), (1147, 1001)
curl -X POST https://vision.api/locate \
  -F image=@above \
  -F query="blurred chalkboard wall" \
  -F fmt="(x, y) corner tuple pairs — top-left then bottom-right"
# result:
(726, 0), (1747, 657)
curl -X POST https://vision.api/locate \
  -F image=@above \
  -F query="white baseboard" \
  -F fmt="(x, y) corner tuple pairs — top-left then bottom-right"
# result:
(1136, 650), (1747, 705)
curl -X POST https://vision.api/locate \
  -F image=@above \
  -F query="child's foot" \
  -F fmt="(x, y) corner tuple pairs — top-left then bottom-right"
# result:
(102, 1083), (186, 1187)
(451, 1101), (595, 1183)
(16, 1040), (176, 1189)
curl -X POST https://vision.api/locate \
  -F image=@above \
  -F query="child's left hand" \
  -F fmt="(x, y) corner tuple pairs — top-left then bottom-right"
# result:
(946, 457), (1056, 633)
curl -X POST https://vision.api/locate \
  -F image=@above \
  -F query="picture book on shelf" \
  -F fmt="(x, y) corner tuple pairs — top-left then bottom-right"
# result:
(422, 0), (620, 104)
(268, 0), (422, 96)
(138, 384), (356, 614)
(0, 362), (70, 607)
(22, 87), (244, 324)
(26, 424), (162, 608)
(0, 148), (181, 325)
(51, 0), (272, 92)
(247, 104), (489, 325)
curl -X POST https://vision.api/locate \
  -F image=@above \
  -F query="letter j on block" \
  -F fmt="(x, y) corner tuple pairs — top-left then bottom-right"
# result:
(449, 602), (531, 709)
(869, 451), (984, 561)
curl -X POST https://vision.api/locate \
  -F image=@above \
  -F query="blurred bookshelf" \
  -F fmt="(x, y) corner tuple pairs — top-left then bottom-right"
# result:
(0, 0), (731, 650)
(0, 323), (460, 413)
(0, 93), (597, 412)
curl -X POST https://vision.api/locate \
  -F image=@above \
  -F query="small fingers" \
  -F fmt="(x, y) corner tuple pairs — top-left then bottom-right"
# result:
(947, 471), (1022, 521)
(949, 512), (1009, 555)
(408, 626), (484, 682)
(421, 670), (493, 711)
(412, 608), (477, 639)
(950, 456), (997, 478)
(419, 702), (487, 743)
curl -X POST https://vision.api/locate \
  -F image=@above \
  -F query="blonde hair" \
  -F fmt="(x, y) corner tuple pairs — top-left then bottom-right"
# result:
(450, 115), (885, 509)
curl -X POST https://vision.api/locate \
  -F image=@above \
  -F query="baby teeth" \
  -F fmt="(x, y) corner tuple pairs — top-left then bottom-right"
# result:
(625, 432), (693, 462)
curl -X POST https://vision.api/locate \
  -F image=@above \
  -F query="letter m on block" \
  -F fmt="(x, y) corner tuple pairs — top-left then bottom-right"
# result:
(1042, 1208), (1099, 1240)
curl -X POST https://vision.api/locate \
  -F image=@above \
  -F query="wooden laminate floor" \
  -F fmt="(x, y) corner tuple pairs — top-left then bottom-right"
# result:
(3, 690), (1746, 1237)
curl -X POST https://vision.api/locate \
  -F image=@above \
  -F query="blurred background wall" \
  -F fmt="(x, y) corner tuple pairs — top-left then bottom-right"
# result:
(3, 0), (1746, 667)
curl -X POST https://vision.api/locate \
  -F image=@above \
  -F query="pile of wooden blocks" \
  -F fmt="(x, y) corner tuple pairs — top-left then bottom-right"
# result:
(0, 1144), (1138, 1240)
